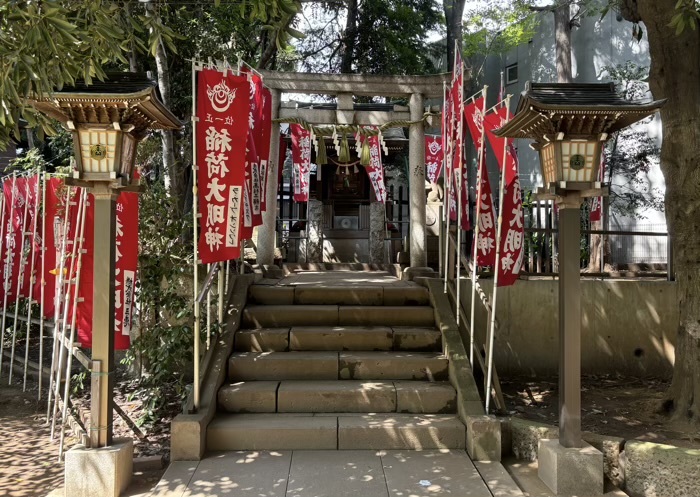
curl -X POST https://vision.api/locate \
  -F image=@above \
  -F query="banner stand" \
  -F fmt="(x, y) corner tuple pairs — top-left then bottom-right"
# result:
(23, 175), (42, 391)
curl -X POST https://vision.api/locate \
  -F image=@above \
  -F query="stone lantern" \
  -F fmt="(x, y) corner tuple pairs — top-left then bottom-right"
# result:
(30, 73), (180, 497)
(494, 82), (664, 496)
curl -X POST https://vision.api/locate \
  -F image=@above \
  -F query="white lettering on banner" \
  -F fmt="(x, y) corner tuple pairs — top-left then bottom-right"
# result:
(205, 177), (226, 203)
(207, 80), (237, 113)
(207, 203), (225, 227)
(259, 160), (268, 200)
(479, 212), (494, 230)
(123, 270), (135, 336)
(4, 218), (15, 293)
(205, 226), (224, 251)
(205, 152), (230, 178)
(205, 127), (232, 152)
(293, 163), (301, 194)
(427, 161), (438, 181)
(504, 229), (523, 254)
(243, 181), (252, 227)
(478, 234), (495, 255)
(226, 185), (242, 248)
(251, 162), (261, 215)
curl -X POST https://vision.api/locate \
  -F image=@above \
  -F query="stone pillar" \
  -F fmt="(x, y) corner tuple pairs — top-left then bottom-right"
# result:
(306, 199), (324, 263)
(369, 201), (386, 264)
(257, 88), (281, 266)
(90, 184), (117, 448)
(409, 93), (426, 267)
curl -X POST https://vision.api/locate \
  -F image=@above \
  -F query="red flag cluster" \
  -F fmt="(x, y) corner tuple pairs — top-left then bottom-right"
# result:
(196, 67), (274, 263)
(425, 136), (443, 185)
(0, 175), (138, 350)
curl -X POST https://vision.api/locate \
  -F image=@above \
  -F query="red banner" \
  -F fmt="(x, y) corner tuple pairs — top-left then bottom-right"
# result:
(41, 178), (71, 319)
(259, 88), (272, 214)
(21, 176), (41, 299)
(277, 131), (288, 189)
(1, 177), (24, 303)
(425, 136), (443, 184)
(590, 154), (605, 222)
(196, 68), (249, 263)
(485, 106), (524, 287)
(247, 71), (264, 228)
(291, 124), (311, 202)
(363, 133), (386, 203)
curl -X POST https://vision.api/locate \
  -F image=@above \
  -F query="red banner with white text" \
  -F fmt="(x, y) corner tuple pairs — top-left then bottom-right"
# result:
(363, 133), (386, 203)
(425, 136), (443, 184)
(2, 177), (24, 303)
(196, 68), (249, 263)
(291, 124), (311, 202)
(590, 154), (605, 222)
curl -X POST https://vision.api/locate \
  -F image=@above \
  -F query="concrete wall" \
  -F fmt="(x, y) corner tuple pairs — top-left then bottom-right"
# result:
(460, 278), (677, 377)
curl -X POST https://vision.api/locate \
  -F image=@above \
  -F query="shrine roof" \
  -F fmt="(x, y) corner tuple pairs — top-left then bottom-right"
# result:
(493, 82), (665, 141)
(29, 72), (181, 132)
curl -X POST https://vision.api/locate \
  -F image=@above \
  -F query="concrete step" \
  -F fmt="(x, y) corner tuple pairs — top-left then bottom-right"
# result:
(229, 351), (448, 382)
(339, 352), (449, 381)
(248, 284), (430, 306)
(206, 413), (465, 450)
(218, 380), (457, 414)
(242, 304), (435, 328)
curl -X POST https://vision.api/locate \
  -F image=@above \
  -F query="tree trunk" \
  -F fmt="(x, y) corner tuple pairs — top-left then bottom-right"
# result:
(626, 0), (700, 420)
(554, 3), (573, 83)
(340, 0), (358, 73)
(443, 0), (466, 72)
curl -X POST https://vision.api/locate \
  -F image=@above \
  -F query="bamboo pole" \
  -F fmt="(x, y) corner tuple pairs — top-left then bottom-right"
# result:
(485, 95), (512, 415)
(58, 189), (88, 460)
(23, 174), (41, 391)
(51, 188), (84, 439)
(455, 43), (464, 326)
(38, 173), (47, 400)
(192, 60), (201, 411)
(0, 174), (17, 378)
(469, 87), (488, 368)
(9, 177), (32, 384)
(217, 261), (224, 327)
(206, 263), (211, 350)
(46, 184), (72, 423)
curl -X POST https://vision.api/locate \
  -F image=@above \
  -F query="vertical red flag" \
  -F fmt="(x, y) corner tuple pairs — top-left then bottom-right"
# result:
(259, 88), (272, 214)
(20, 175), (40, 298)
(196, 68), (249, 263)
(450, 48), (469, 230)
(465, 97), (497, 267)
(40, 178), (67, 318)
(243, 70), (264, 228)
(291, 124), (311, 202)
(361, 131), (386, 203)
(590, 154), (605, 222)
(277, 131), (288, 189)
(485, 106), (524, 287)
(425, 136), (443, 184)
(2, 177), (24, 303)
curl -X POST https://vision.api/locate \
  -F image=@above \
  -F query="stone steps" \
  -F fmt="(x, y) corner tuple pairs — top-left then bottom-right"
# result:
(206, 413), (466, 451)
(249, 284), (430, 306)
(218, 380), (457, 414)
(241, 304), (435, 328)
(234, 326), (442, 352)
(228, 351), (449, 382)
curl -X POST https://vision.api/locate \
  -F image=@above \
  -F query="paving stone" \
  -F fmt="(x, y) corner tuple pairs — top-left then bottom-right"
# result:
(339, 352), (448, 380)
(337, 414), (466, 450)
(217, 381), (279, 413)
(206, 414), (337, 450)
(473, 461), (525, 497)
(277, 381), (397, 413)
(289, 326), (393, 351)
(234, 328), (289, 352)
(286, 450), (389, 497)
(381, 450), (491, 497)
(228, 352), (339, 381)
(248, 285), (295, 305)
(394, 381), (456, 413)
(392, 327), (442, 351)
(182, 451), (291, 497)
(338, 305), (435, 327)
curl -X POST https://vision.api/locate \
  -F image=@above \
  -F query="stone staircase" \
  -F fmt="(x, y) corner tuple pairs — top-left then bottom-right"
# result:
(206, 281), (470, 451)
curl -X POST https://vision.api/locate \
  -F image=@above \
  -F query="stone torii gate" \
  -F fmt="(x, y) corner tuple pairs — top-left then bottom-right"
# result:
(255, 70), (451, 268)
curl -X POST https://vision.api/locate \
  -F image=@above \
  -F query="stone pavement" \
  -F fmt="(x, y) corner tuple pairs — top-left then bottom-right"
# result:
(147, 450), (502, 497)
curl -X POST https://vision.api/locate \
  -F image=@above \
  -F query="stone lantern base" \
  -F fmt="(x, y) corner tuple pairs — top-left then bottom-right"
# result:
(64, 438), (133, 497)
(538, 439), (603, 496)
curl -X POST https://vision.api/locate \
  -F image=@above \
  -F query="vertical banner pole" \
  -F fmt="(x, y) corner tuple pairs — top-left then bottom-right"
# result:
(0, 173), (17, 378)
(206, 263), (211, 350)
(38, 173), (47, 400)
(191, 60), (201, 411)
(51, 189), (85, 439)
(485, 95), (512, 415)
(0, 183), (6, 375)
(9, 177), (32, 384)
(469, 87), (488, 368)
(23, 174), (41, 391)
(59, 188), (88, 459)
(442, 82), (452, 293)
(46, 185), (71, 423)
(455, 41), (464, 326)
(217, 261), (224, 326)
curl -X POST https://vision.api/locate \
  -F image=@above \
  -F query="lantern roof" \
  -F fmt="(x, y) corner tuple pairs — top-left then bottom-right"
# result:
(29, 72), (182, 133)
(493, 82), (665, 142)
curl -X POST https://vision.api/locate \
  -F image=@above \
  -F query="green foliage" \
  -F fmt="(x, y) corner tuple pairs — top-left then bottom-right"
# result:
(4, 148), (50, 174)
(121, 180), (196, 427)
(669, 0), (700, 34)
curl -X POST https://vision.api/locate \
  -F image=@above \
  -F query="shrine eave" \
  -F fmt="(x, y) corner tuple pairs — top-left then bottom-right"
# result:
(493, 81), (665, 140)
